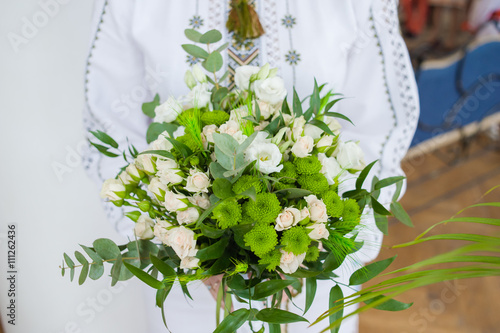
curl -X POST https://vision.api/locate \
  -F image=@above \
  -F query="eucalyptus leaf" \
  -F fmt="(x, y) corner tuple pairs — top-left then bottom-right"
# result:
(78, 263), (89, 285)
(146, 122), (178, 143)
(184, 28), (202, 42)
(93, 238), (121, 260)
(142, 93), (160, 118)
(199, 29), (223, 44)
(203, 51), (223, 72)
(181, 44), (209, 59)
(110, 254), (122, 286)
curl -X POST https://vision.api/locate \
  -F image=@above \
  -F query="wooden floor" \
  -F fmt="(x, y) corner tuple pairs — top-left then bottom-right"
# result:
(359, 133), (500, 333)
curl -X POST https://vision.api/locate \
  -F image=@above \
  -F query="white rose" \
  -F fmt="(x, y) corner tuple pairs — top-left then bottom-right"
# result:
(148, 177), (168, 201)
(305, 195), (328, 222)
(164, 191), (188, 212)
(165, 226), (197, 259)
(118, 170), (134, 185)
(202, 125), (218, 143)
(255, 100), (279, 120)
(254, 77), (287, 104)
(192, 63), (207, 83)
(245, 142), (283, 174)
(149, 132), (174, 151)
(324, 116), (342, 134)
(336, 141), (366, 171)
(180, 255), (200, 269)
(279, 250), (306, 274)
(290, 116), (306, 141)
(153, 219), (172, 244)
(303, 124), (323, 140)
(275, 207), (302, 231)
(229, 106), (249, 122)
(186, 83), (212, 108)
(157, 168), (183, 185)
(135, 154), (156, 174)
(307, 223), (330, 240)
(219, 120), (240, 136)
(300, 207), (310, 222)
(156, 158), (178, 171)
(254, 121), (269, 131)
(282, 114), (294, 126)
(318, 153), (343, 185)
(134, 215), (155, 240)
(291, 135), (314, 158)
(188, 193), (211, 210)
(126, 164), (143, 181)
(234, 65), (260, 90)
(185, 170), (211, 193)
(154, 97), (182, 123)
(177, 207), (200, 225)
(100, 179), (126, 201)
(316, 135), (335, 149)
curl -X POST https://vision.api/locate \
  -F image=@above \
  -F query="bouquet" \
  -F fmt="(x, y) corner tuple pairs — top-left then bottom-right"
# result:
(62, 29), (500, 333)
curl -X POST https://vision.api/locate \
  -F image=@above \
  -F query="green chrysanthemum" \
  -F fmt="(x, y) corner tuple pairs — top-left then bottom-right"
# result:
(212, 199), (242, 229)
(244, 223), (278, 257)
(305, 245), (320, 262)
(240, 203), (255, 224)
(274, 182), (294, 191)
(273, 161), (297, 183)
(297, 174), (329, 195)
(232, 175), (263, 195)
(245, 193), (281, 223)
(294, 156), (322, 175)
(342, 199), (361, 224)
(259, 249), (282, 271)
(201, 110), (230, 126)
(321, 190), (344, 218)
(280, 226), (311, 255)
(176, 133), (199, 152)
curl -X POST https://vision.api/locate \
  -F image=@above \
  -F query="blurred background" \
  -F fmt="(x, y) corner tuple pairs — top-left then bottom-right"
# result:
(0, 0), (499, 332)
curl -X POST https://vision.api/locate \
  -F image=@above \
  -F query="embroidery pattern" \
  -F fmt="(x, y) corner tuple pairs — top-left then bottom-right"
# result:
(186, 1), (204, 65)
(283, 0), (299, 85)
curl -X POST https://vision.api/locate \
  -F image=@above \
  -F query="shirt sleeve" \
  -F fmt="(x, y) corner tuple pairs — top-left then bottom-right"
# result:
(82, 0), (151, 237)
(337, 0), (420, 263)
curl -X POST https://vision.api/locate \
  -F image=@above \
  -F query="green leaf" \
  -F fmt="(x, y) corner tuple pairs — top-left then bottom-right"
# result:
(184, 28), (202, 42)
(64, 253), (75, 268)
(323, 252), (345, 272)
(78, 262), (89, 285)
(142, 93), (160, 118)
(196, 200), (222, 227)
(212, 178), (235, 199)
(324, 98), (345, 113)
(110, 254), (122, 286)
(181, 44), (209, 59)
(213, 133), (239, 156)
(125, 211), (141, 222)
(196, 237), (229, 261)
(252, 280), (294, 300)
(139, 149), (176, 161)
(90, 130), (118, 149)
(238, 186), (257, 201)
(364, 295), (413, 311)
(166, 137), (193, 158)
(374, 214), (389, 235)
(92, 238), (121, 260)
(204, 252), (231, 275)
(349, 256), (396, 285)
(329, 285), (344, 333)
(286, 268), (322, 278)
(355, 160), (378, 190)
(393, 179), (404, 202)
(304, 277), (317, 314)
(215, 42), (229, 53)
(293, 88), (303, 117)
(146, 122), (178, 143)
(89, 264), (104, 280)
(123, 262), (164, 289)
(227, 274), (247, 290)
(256, 309), (309, 324)
(200, 223), (226, 239)
(273, 188), (313, 199)
(323, 111), (354, 126)
(391, 202), (414, 227)
(281, 97), (292, 115)
(74, 251), (88, 266)
(309, 119), (336, 136)
(374, 176), (406, 191)
(199, 29), (223, 44)
(213, 309), (249, 333)
(210, 162), (228, 179)
(269, 324), (281, 333)
(371, 196), (391, 216)
(203, 51), (223, 72)
(236, 131), (259, 155)
(156, 285), (173, 308)
(150, 254), (176, 278)
(90, 142), (119, 158)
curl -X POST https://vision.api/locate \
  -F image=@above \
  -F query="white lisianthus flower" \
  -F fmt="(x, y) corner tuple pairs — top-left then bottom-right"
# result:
(154, 97), (183, 123)
(134, 215), (155, 240)
(188, 193), (211, 210)
(229, 106), (249, 122)
(164, 226), (197, 259)
(100, 179), (126, 201)
(148, 177), (168, 201)
(290, 116), (306, 141)
(156, 158), (178, 171)
(135, 154), (156, 174)
(180, 255), (200, 269)
(192, 63), (207, 83)
(185, 83), (212, 108)
(316, 135), (335, 149)
(149, 132), (174, 151)
(275, 207), (302, 231)
(291, 135), (314, 158)
(255, 100), (280, 120)
(153, 219), (172, 244)
(245, 142), (283, 174)
(157, 168), (183, 185)
(336, 141), (366, 171)
(177, 207), (200, 225)
(254, 77), (287, 104)
(173, 126), (185, 138)
(118, 170), (134, 185)
(307, 223), (330, 240)
(202, 124), (218, 143)
(126, 164), (143, 182)
(279, 250), (306, 274)
(185, 169), (211, 193)
(164, 191), (188, 212)
(318, 153), (343, 185)
(234, 65), (260, 90)
(305, 195), (328, 222)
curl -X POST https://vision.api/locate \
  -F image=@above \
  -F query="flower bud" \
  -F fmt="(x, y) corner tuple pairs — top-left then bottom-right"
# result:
(100, 179), (126, 201)
(138, 201), (151, 212)
(184, 70), (197, 89)
(192, 64), (207, 83)
(126, 164), (144, 182)
(134, 215), (155, 240)
(256, 63), (270, 80)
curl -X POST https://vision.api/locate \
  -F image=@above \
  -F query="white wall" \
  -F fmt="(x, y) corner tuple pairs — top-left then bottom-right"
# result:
(0, 1), (146, 332)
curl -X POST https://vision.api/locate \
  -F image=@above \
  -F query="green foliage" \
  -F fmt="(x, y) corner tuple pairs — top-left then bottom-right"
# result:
(244, 223), (278, 257)
(349, 256), (397, 286)
(273, 161), (297, 184)
(341, 199), (361, 224)
(258, 249), (282, 271)
(281, 227), (311, 255)
(329, 285), (344, 333)
(196, 237), (230, 261)
(298, 173), (329, 195)
(244, 193), (281, 223)
(201, 110), (230, 126)
(305, 246), (320, 262)
(212, 178), (235, 199)
(232, 175), (263, 195)
(146, 122), (178, 144)
(142, 93), (160, 118)
(294, 156), (322, 175)
(212, 199), (242, 229)
(322, 190), (344, 218)
(256, 308), (309, 324)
